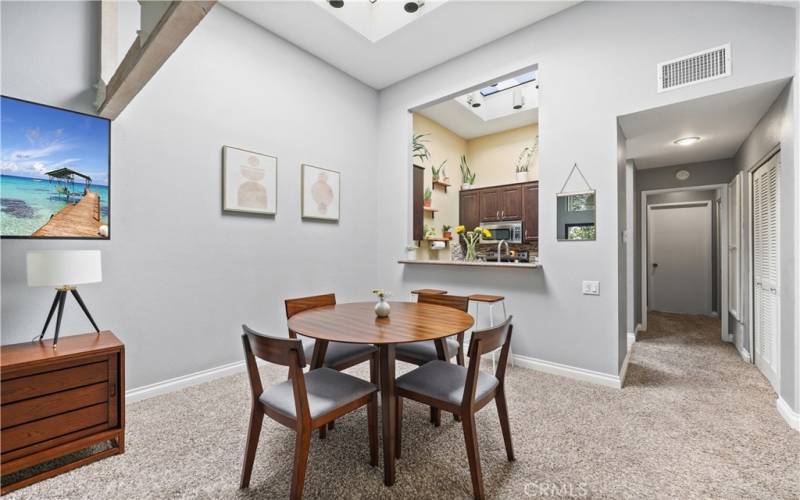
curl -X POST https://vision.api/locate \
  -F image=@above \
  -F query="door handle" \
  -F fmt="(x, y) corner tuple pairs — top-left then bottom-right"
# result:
(501, 210), (505, 218)
(496, 210), (499, 219)
(652, 263), (658, 268)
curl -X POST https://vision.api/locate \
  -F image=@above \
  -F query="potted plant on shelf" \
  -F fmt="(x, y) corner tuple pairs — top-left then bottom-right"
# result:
(514, 137), (538, 182)
(456, 225), (492, 262)
(442, 224), (452, 240)
(423, 224), (437, 240)
(460, 155), (476, 190)
(413, 133), (431, 165)
(432, 159), (447, 183)
(423, 187), (432, 207)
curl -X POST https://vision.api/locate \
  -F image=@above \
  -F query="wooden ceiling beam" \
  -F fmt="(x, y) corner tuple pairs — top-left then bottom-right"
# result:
(98, 1), (216, 120)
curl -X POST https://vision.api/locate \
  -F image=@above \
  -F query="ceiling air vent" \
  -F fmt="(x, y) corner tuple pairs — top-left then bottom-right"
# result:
(657, 44), (730, 92)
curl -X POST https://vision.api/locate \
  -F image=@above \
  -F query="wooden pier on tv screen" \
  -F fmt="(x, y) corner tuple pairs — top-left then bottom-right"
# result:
(33, 191), (102, 238)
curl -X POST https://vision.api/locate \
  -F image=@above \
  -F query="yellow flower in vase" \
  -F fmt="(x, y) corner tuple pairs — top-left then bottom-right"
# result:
(455, 225), (466, 234)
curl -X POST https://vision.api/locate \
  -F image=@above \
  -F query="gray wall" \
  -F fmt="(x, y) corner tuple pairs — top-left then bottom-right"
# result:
(732, 81), (796, 410)
(0, 3), (380, 389)
(633, 159), (735, 326)
(375, 1), (795, 378)
(1, 1), (99, 114)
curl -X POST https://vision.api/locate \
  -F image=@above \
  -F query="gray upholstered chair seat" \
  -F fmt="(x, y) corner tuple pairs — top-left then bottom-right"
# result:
(301, 340), (376, 368)
(395, 338), (460, 364)
(260, 367), (377, 420)
(396, 360), (498, 406)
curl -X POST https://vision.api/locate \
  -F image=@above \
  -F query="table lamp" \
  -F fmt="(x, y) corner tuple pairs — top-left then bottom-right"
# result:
(27, 250), (102, 348)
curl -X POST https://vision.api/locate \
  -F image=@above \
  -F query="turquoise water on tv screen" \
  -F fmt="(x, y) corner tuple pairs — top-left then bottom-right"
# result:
(0, 175), (109, 236)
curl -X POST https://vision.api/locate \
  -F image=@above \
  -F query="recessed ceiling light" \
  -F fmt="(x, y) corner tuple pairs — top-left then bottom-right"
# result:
(673, 136), (701, 146)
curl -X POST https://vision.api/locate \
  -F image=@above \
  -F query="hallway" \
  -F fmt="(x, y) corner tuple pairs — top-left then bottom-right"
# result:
(623, 311), (798, 497)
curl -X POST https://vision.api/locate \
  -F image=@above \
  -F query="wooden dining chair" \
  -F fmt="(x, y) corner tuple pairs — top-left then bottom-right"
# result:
(240, 325), (378, 499)
(395, 293), (470, 425)
(394, 317), (515, 500)
(285, 293), (378, 438)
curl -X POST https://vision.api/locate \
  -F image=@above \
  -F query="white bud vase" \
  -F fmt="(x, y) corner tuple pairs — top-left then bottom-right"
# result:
(374, 297), (391, 318)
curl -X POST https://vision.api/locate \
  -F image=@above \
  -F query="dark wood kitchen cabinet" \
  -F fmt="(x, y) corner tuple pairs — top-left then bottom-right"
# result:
(522, 181), (539, 242)
(478, 189), (501, 223)
(476, 185), (522, 223)
(459, 189), (480, 232)
(459, 181), (538, 240)
(499, 185), (522, 220)
(412, 165), (424, 241)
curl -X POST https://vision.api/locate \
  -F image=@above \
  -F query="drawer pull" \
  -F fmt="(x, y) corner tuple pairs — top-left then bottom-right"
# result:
(109, 383), (116, 397)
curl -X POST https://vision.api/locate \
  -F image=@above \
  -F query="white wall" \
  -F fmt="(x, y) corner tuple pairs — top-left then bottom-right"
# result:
(733, 81), (797, 410)
(376, 1), (795, 379)
(0, 1), (99, 114)
(0, 3), (379, 389)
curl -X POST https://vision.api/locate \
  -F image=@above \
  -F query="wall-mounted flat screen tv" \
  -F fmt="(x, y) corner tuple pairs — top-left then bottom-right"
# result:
(1, 96), (110, 239)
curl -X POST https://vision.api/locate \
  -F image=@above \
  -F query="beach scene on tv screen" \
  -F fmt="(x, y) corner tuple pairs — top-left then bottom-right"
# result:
(1, 97), (110, 238)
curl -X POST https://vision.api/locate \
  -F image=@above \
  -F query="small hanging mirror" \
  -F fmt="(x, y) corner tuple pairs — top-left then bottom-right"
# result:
(557, 163), (596, 241)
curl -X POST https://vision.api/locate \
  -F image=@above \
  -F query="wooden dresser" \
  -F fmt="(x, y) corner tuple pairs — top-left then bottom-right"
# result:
(1, 332), (124, 494)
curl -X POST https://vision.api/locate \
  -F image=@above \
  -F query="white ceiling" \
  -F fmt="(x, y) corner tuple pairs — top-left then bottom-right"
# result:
(419, 81), (539, 139)
(222, 1), (578, 89)
(619, 79), (789, 169)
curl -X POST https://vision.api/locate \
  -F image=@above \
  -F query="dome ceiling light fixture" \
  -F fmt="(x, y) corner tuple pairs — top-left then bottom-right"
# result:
(404, 0), (424, 13)
(328, 0), (344, 7)
(673, 136), (701, 146)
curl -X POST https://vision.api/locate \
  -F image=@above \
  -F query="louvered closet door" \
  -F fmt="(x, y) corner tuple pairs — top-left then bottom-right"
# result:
(752, 153), (780, 389)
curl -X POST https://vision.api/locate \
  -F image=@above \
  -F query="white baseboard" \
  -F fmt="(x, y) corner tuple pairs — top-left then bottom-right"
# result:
(776, 397), (800, 431)
(513, 354), (623, 389)
(737, 345), (752, 363)
(126, 360), (247, 403)
(635, 323), (644, 333)
(619, 347), (632, 388)
(627, 332), (636, 349)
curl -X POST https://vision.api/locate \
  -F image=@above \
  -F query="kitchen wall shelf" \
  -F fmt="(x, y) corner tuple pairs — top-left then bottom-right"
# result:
(424, 236), (451, 242)
(423, 206), (438, 216)
(432, 180), (451, 191)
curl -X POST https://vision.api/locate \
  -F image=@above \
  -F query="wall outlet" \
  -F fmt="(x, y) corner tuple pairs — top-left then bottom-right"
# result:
(582, 280), (600, 295)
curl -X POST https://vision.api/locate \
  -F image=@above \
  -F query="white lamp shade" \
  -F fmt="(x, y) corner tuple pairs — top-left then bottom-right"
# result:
(27, 250), (102, 288)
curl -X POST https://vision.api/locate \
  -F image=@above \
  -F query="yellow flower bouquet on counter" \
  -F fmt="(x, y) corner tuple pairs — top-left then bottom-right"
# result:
(456, 225), (491, 262)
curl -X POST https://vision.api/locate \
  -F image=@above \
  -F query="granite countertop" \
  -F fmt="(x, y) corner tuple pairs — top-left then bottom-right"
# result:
(398, 259), (541, 269)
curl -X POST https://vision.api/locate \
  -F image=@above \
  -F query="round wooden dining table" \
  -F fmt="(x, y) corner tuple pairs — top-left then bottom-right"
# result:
(287, 301), (474, 486)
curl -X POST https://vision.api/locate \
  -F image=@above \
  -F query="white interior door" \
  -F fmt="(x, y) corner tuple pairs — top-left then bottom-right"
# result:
(752, 153), (780, 388)
(648, 202), (712, 315)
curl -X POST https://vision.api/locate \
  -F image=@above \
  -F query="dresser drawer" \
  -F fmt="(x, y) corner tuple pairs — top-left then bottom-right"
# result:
(1, 382), (108, 429)
(1, 361), (108, 404)
(1, 402), (109, 454)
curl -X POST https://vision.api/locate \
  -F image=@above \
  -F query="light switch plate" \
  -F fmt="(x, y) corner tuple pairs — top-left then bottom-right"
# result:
(582, 280), (600, 295)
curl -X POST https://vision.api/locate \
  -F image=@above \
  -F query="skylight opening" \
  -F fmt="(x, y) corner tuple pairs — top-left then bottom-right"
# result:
(480, 71), (537, 97)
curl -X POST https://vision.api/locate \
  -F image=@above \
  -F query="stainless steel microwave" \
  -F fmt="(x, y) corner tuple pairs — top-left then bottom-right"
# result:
(480, 221), (523, 244)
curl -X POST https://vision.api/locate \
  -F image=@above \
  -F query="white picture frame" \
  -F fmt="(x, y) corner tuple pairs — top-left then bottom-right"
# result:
(222, 146), (277, 215)
(301, 164), (340, 221)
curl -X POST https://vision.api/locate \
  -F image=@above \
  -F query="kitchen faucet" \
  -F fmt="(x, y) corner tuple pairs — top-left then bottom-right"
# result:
(496, 240), (509, 263)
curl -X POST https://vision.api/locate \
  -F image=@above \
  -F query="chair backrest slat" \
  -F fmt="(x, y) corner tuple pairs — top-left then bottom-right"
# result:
(469, 317), (512, 356)
(418, 293), (470, 312)
(285, 293), (336, 319)
(463, 317), (513, 408)
(243, 325), (307, 367)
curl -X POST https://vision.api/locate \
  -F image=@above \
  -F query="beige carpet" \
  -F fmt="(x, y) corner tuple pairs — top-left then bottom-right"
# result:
(7, 312), (799, 499)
